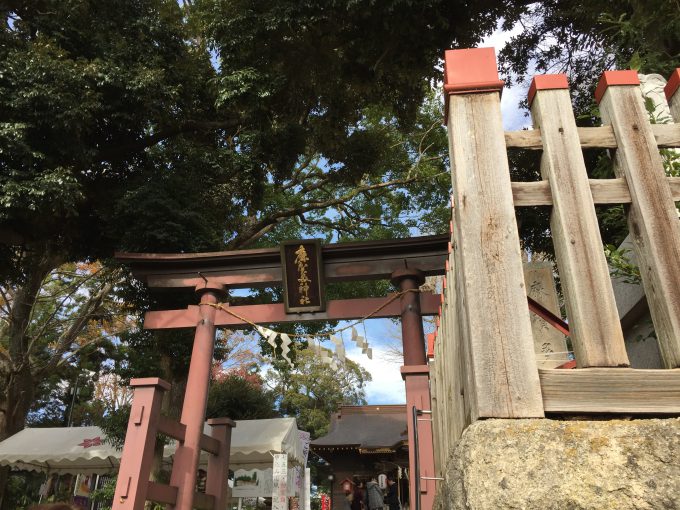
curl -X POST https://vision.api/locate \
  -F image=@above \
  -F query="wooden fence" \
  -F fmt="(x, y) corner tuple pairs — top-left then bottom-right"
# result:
(430, 48), (680, 475)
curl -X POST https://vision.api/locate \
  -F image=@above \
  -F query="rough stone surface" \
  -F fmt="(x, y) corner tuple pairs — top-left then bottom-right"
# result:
(434, 418), (680, 510)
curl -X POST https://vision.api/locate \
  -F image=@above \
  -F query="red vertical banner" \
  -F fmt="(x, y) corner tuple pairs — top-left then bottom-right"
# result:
(321, 493), (330, 510)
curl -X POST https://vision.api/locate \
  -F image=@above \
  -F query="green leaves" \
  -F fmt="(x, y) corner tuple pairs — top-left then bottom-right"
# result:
(207, 374), (278, 420)
(604, 244), (641, 285)
(0, 166), (83, 217)
(267, 349), (371, 438)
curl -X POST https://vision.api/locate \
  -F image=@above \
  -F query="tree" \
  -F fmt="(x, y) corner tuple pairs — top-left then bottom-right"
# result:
(206, 371), (278, 421)
(1, 0), (525, 500)
(266, 349), (371, 439)
(499, 0), (680, 92)
(0, 262), (123, 434)
(0, 262), (125, 505)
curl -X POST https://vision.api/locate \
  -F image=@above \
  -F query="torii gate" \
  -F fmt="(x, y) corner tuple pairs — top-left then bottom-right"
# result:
(112, 234), (448, 510)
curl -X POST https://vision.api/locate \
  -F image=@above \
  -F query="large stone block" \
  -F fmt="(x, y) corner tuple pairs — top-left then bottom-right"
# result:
(435, 418), (680, 509)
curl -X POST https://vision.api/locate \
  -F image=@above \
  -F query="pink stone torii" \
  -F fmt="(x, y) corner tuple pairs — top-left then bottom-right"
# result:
(112, 235), (448, 510)
(112, 276), (437, 510)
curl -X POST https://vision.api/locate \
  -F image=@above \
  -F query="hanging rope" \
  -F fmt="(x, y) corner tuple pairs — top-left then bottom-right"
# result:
(204, 288), (421, 339)
(204, 288), (422, 367)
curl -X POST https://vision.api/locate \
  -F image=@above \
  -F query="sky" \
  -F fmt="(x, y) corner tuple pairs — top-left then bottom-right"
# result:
(484, 22), (531, 131)
(342, 318), (408, 405)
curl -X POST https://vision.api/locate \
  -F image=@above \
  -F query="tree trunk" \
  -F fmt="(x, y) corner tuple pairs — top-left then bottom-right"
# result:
(0, 467), (9, 510)
(0, 369), (34, 509)
(0, 248), (62, 505)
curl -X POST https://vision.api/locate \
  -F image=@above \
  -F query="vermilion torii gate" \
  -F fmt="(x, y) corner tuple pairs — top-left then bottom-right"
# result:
(113, 234), (448, 510)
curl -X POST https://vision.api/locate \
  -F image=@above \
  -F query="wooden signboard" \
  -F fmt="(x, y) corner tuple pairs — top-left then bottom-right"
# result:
(281, 239), (325, 313)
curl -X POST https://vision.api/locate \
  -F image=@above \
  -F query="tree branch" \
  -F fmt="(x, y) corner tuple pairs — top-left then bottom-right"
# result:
(34, 279), (115, 378)
(228, 174), (422, 249)
(27, 268), (110, 346)
(97, 118), (240, 160)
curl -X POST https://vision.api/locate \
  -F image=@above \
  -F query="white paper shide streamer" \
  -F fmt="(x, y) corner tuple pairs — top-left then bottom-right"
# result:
(255, 322), (373, 370)
(255, 326), (293, 367)
(279, 333), (294, 367)
(351, 327), (372, 359)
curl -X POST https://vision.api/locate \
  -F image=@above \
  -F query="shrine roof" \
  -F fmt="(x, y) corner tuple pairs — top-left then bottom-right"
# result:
(311, 405), (407, 450)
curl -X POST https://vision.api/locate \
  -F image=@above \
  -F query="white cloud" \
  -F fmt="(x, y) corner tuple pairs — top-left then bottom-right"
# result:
(347, 345), (405, 404)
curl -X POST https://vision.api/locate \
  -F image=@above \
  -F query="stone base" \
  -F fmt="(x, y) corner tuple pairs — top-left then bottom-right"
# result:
(434, 418), (680, 510)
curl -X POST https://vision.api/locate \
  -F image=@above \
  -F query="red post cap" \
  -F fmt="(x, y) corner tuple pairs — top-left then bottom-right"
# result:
(594, 70), (640, 104)
(665, 69), (680, 101)
(444, 47), (504, 95)
(443, 47), (504, 122)
(426, 333), (435, 359)
(528, 74), (569, 106)
(130, 377), (171, 391)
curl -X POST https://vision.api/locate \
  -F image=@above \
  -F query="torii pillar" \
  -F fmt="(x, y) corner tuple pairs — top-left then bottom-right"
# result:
(169, 282), (227, 510)
(391, 268), (435, 510)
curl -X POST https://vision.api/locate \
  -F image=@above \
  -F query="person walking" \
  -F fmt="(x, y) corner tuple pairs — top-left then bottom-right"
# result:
(385, 476), (400, 510)
(351, 480), (365, 510)
(366, 477), (384, 510)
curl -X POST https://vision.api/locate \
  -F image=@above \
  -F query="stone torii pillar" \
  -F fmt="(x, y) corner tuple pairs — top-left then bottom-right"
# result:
(391, 268), (436, 510)
(169, 282), (226, 510)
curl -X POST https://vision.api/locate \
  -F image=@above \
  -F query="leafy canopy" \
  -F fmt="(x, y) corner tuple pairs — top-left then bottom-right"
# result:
(266, 349), (371, 439)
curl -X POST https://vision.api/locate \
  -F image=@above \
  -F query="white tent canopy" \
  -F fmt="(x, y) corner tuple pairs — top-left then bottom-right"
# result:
(0, 426), (117, 475)
(164, 417), (304, 470)
(228, 417), (304, 468)
(0, 418), (304, 475)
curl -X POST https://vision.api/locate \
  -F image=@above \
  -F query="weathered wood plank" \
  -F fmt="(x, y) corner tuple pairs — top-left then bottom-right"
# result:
(510, 181), (554, 205)
(653, 123), (680, 147)
(199, 433), (221, 455)
(505, 129), (544, 149)
(505, 124), (680, 149)
(540, 368), (680, 413)
(444, 247), (468, 442)
(511, 177), (680, 206)
(192, 492), (216, 510)
(448, 91), (544, 419)
(600, 84), (680, 368)
(531, 86), (628, 367)
(429, 342), (441, 475)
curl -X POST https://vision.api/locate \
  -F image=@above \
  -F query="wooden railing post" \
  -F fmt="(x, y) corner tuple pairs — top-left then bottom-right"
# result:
(441, 218), (469, 442)
(206, 417), (236, 509)
(444, 48), (544, 419)
(597, 71), (680, 368)
(112, 378), (170, 510)
(529, 75), (628, 367)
